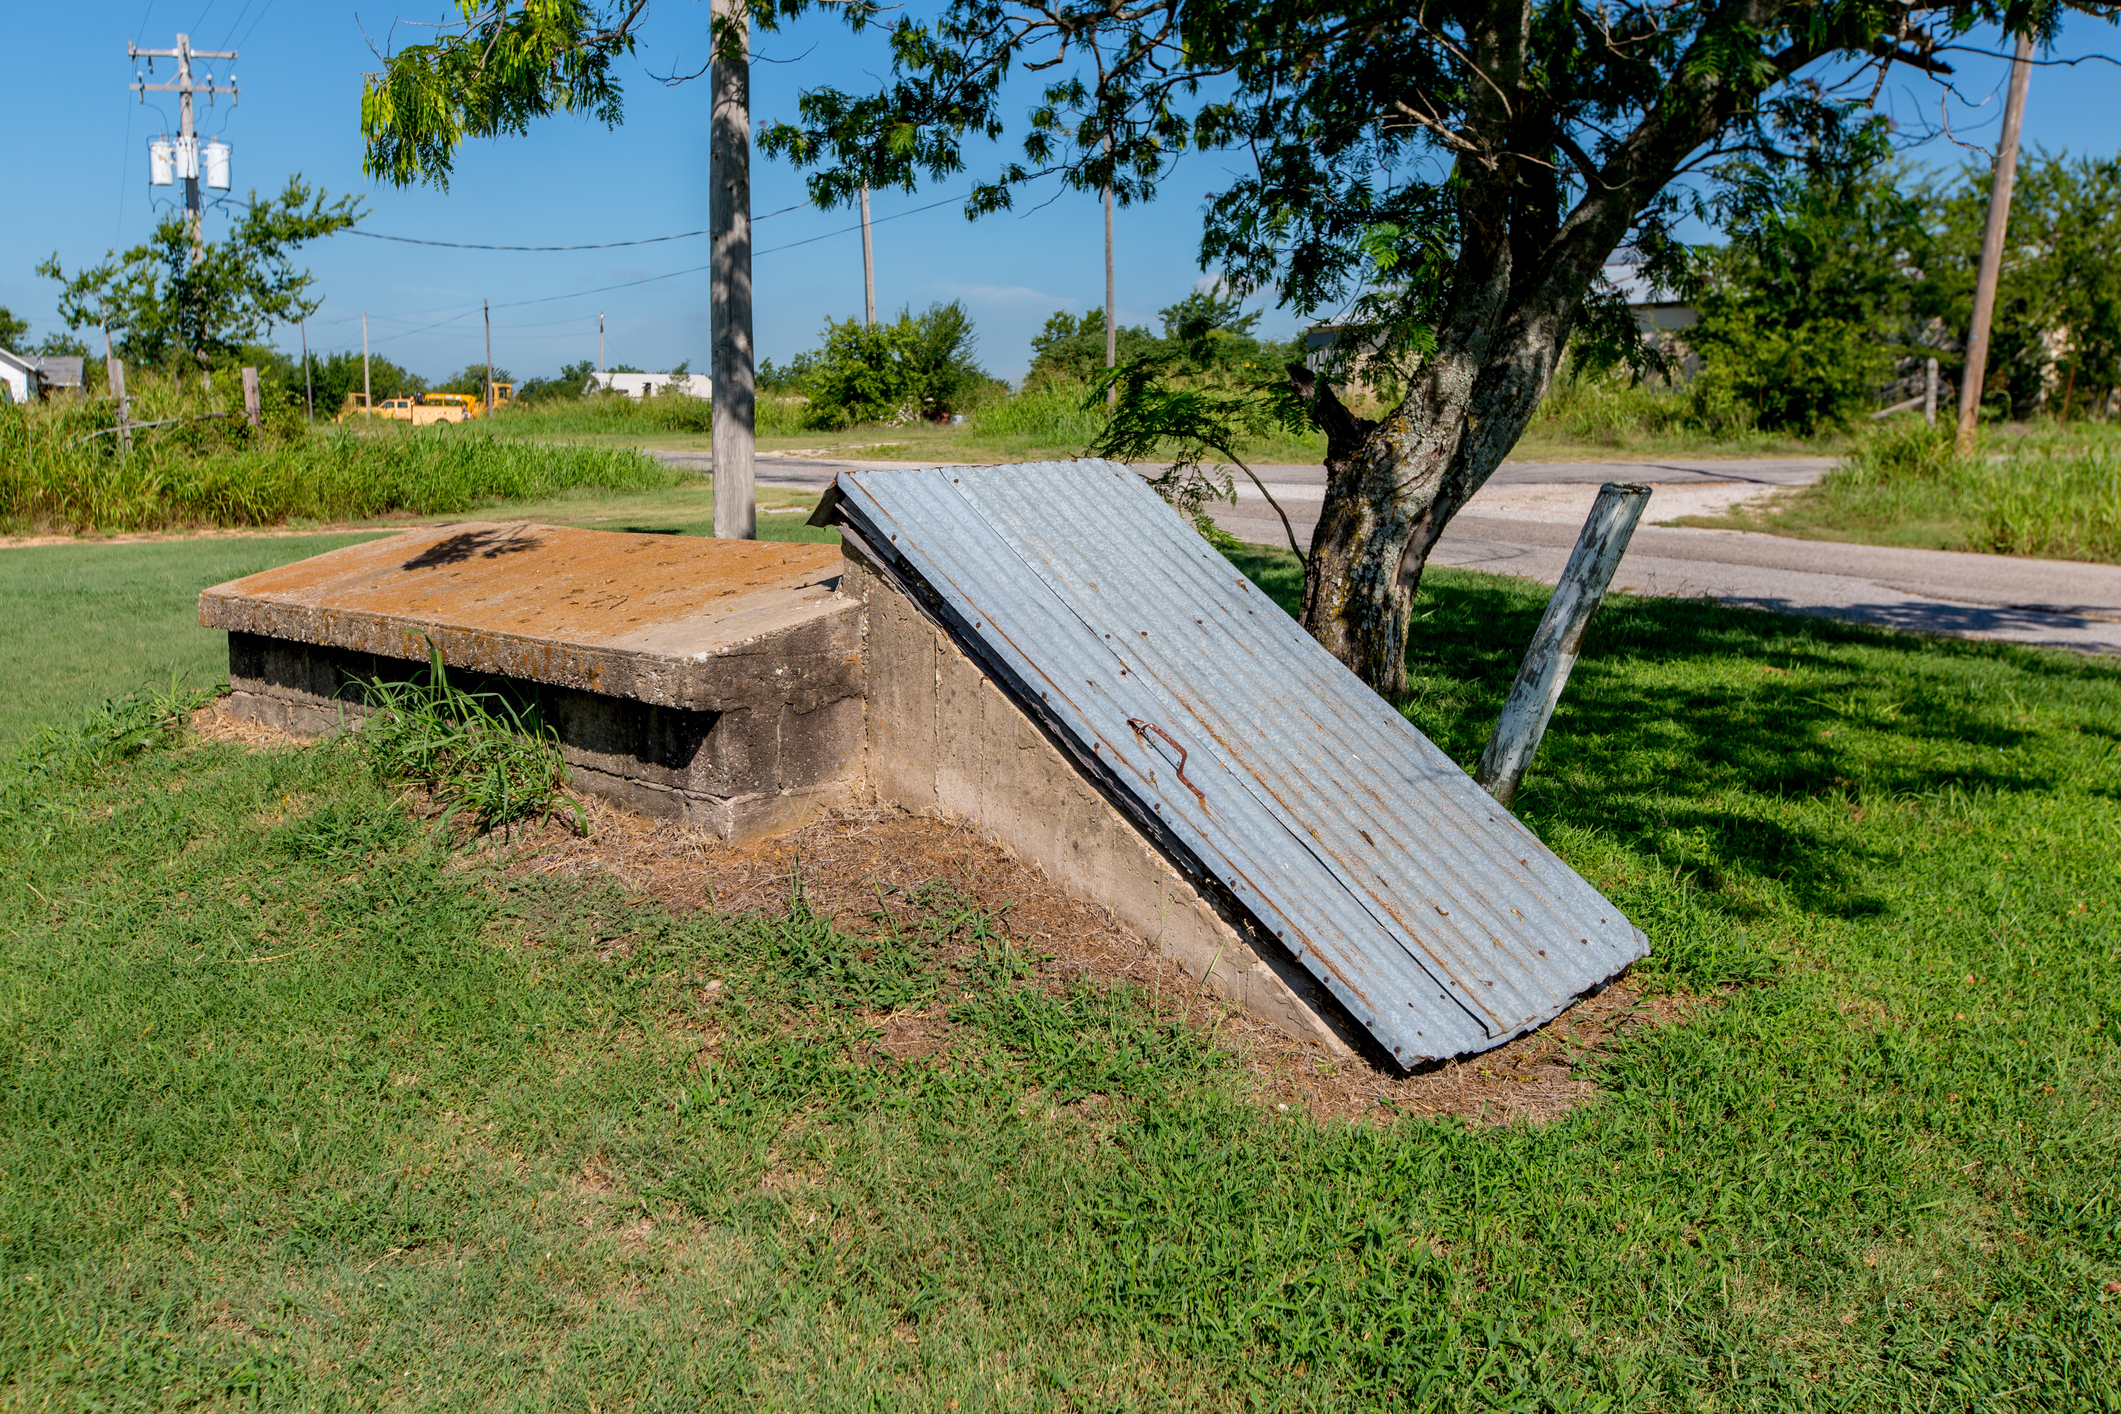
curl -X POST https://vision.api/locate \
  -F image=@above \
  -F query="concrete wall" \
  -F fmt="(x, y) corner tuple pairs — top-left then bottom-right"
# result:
(225, 631), (859, 841)
(840, 554), (1358, 1056)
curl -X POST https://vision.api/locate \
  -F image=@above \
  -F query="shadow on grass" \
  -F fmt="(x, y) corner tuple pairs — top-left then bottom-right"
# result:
(1224, 545), (2118, 926)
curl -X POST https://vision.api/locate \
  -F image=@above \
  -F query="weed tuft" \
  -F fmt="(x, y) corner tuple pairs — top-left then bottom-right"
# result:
(353, 647), (582, 838)
(3, 677), (214, 789)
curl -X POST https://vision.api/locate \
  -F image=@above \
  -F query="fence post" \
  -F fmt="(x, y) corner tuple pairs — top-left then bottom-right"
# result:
(107, 357), (133, 453)
(241, 367), (262, 429)
(1474, 482), (1652, 809)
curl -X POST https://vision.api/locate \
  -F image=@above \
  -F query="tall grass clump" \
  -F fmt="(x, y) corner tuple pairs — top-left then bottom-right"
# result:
(355, 647), (581, 838)
(1532, 362), (1696, 444)
(1764, 417), (2121, 562)
(1975, 440), (2121, 560)
(966, 381), (1110, 445)
(0, 376), (685, 534)
(488, 389), (818, 439)
(486, 390), (714, 437)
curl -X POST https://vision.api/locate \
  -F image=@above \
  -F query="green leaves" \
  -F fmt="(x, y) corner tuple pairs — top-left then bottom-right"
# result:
(778, 300), (991, 428)
(360, 0), (642, 189)
(38, 177), (360, 371)
(1086, 356), (1313, 557)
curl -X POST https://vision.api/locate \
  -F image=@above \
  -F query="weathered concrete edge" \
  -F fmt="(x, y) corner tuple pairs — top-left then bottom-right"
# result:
(840, 550), (1364, 1059)
(199, 586), (864, 713)
(220, 633), (865, 843)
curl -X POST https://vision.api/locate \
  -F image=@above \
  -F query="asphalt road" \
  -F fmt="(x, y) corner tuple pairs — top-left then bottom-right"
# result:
(650, 449), (2121, 655)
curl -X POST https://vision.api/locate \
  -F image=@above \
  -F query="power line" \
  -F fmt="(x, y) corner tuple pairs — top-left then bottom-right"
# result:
(345, 200), (812, 251)
(215, 0), (258, 51)
(345, 191), (969, 347)
(483, 191), (967, 310)
(755, 192), (965, 257)
(231, 0), (276, 50)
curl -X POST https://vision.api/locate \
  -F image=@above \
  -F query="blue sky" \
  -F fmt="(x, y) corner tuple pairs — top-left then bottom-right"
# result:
(4, 5), (2116, 383)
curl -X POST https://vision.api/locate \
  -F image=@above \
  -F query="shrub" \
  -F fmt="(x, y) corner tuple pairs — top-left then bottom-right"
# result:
(791, 302), (990, 428)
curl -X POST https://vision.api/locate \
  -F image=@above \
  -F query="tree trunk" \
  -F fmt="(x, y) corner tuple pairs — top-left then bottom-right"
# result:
(1293, 314), (1570, 698)
(1293, 124), (1595, 698)
(1279, 0), (1836, 698)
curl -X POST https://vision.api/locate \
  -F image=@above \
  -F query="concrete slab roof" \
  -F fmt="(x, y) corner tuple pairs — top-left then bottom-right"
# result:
(200, 523), (851, 710)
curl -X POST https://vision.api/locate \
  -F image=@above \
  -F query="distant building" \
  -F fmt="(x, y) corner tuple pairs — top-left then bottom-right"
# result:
(31, 356), (86, 398)
(1601, 263), (1699, 373)
(1301, 324), (1384, 374)
(0, 349), (33, 405)
(587, 371), (712, 400)
(1305, 267), (1700, 381)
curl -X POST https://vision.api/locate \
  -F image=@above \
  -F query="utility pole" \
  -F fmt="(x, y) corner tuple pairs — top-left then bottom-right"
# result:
(598, 312), (606, 374)
(301, 318), (315, 423)
(362, 311), (372, 419)
(1103, 135), (1117, 406)
(484, 299), (494, 418)
(1957, 31), (2035, 454)
(860, 186), (876, 326)
(710, 0), (756, 540)
(130, 33), (237, 263)
(105, 320), (133, 454)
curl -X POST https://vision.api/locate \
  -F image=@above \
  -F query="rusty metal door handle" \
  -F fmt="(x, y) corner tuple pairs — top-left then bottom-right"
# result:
(1127, 718), (1208, 806)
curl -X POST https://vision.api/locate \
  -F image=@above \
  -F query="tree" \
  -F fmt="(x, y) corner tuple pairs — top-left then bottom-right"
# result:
(39, 178), (360, 375)
(1027, 309), (1159, 386)
(518, 359), (602, 401)
(0, 306), (93, 359)
(764, 0), (2110, 694)
(1157, 289), (1262, 372)
(1925, 149), (2121, 419)
(436, 363), (517, 397)
(356, 0), (2109, 695)
(297, 350), (426, 415)
(1685, 140), (1937, 434)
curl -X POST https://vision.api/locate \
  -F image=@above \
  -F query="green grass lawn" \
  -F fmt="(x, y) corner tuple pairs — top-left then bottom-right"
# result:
(0, 534), (387, 756)
(1, 532), (2117, 1410)
(0, 497), (832, 757)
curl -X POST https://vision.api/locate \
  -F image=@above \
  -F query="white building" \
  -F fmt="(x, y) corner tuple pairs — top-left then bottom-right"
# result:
(586, 371), (712, 400)
(0, 348), (34, 405)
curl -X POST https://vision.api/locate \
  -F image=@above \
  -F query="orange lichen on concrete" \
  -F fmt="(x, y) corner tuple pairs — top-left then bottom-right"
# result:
(200, 523), (850, 709)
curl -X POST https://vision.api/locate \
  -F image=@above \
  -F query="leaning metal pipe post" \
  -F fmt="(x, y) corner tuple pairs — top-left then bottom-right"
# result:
(1474, 482), (1652, 809)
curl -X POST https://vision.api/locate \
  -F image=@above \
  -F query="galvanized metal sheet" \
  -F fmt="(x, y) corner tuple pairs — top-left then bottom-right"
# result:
(827, 460), (1646, 1063)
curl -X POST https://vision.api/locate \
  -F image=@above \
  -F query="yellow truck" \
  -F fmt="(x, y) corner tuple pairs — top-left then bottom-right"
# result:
(338, 386), (515, 425)
(423, 386), (515, 419)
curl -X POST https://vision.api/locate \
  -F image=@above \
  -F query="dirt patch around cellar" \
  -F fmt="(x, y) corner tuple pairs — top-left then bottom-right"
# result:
(186, 701), (1693, 1127)
(509, 792), (1696, 1128)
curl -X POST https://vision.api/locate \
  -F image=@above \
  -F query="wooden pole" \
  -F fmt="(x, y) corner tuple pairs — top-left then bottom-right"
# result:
(1956, 31), (2035, 453)
(1923, 355), (1939, 425)
(301, 318), (314, 423)
(860, 185), (875, 326)
(362, 310), (372, 419)
(1474, 483), (1653, 809)
(710, 0), (756, 540)
(241, 366), (261, 428)
(484, 298), (494, 418)
(1103, 134), (1117, 406)
(107, 357), (133, 454)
